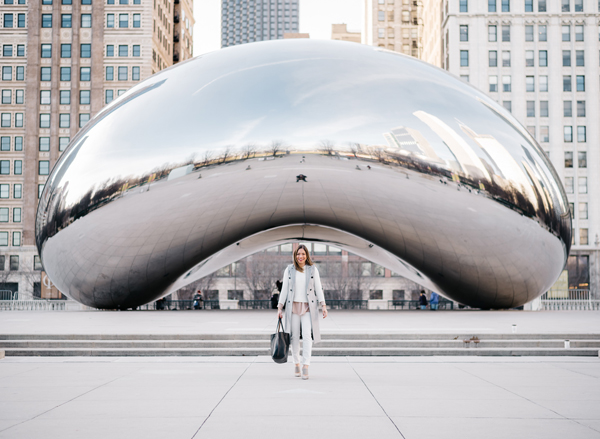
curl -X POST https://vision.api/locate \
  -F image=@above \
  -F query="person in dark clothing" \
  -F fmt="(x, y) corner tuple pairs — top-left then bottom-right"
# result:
(193, 290), (203, 310)
(271, 280), (283, 309)
(419, 290), (428, 310)
(296, 174), (307, 182)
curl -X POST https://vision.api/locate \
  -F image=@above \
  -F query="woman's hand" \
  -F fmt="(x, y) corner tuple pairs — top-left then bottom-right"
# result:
(277, 308), (283, 319)
(322, 307), (328, 319)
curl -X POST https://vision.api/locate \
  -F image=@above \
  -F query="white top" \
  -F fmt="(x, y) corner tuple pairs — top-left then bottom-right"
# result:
(293, 268), (307, 303)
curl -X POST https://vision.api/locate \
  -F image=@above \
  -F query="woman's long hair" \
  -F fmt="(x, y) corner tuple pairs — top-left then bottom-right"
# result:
(293, 244), (314, 273)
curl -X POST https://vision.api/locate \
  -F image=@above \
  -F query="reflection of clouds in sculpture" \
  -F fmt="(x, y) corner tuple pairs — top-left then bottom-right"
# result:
(36, 40), (570, 310)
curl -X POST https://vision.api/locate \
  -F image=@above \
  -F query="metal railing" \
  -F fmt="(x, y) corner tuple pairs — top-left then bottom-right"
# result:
(388, 299), (454, 310)
(0, 290), (17, 300)
(539, 289), (599, 311)
(137, 299), (220, 310)
(326, 299), (368, 310)
(238, 300), (271, 309)
(0, 300), (66, 311)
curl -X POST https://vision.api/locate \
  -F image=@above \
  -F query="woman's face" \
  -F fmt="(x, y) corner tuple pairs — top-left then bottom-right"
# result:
(296, 248), (307, 265)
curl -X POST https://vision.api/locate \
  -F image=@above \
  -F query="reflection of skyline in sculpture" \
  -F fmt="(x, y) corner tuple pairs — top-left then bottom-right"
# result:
(35, 40), (571, 310)
(413, 110), (491, 182)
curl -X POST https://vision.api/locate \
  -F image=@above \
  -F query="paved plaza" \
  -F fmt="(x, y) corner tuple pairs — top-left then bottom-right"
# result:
(0, 310), (599, 438)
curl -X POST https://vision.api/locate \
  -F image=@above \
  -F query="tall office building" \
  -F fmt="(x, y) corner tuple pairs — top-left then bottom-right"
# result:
(0, 0), (194, 298)
(331, 23), (361, 44)
(442, 0), (599, 296)
(363, 0), (423, 57)
(220, 0), (299, 48)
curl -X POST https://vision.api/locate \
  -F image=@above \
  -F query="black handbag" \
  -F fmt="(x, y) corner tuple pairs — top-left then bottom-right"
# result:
(270, 317), (290, 364)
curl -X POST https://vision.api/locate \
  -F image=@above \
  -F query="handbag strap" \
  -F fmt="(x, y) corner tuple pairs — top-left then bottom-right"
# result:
(277, 317), (285, 333)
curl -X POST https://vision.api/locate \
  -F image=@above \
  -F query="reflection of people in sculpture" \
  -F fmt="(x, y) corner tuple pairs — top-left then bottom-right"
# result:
(296, 174), (307, 182)
(277, 245), (328, 380)
(419, 290), (428, 310)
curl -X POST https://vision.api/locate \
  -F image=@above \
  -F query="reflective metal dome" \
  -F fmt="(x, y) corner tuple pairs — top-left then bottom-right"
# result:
(36, 40), (571, 309)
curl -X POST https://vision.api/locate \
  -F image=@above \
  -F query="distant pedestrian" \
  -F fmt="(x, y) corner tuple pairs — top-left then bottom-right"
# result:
(296, 174), (307, 182)
(419, 290), (428, 310)
(430, 291), (439, 310)
(271, 280), (282, 309)
(277, 244), (328, 380)
(193, 290), (203, 310)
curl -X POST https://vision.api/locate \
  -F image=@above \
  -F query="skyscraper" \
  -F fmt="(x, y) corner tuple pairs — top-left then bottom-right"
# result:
(0, 0), (194, 298)
(221, 0), (299, 48)
(442, 0), (599, 296)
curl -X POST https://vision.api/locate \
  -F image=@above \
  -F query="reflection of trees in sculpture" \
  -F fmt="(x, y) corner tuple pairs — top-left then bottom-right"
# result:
(270, 140), (285, 157)
(348, 142), (359, 158)
(319, 140), (335, 156)
(176, 272), (216, 301)
(323, 262), (373, 300)
(242, 143), (257, 159)
(241, 252), (284, 300)
(220, 146), (233, 164)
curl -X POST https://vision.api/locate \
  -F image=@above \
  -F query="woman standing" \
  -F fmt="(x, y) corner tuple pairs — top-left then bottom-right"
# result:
(277, 244), (328, 380)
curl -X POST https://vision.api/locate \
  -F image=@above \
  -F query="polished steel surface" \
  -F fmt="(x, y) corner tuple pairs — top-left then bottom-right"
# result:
(36, 40), (571, 309)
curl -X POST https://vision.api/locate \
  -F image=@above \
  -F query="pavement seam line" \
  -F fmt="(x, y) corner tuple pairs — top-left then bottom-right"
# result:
(452, 362), (600, 435)
(0, 367), (143, 434)
(347, 357), (407, 439)
(191, 357), (256, 438)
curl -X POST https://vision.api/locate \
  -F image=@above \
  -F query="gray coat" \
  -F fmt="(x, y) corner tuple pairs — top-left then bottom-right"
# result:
(278, 264), (325, 343)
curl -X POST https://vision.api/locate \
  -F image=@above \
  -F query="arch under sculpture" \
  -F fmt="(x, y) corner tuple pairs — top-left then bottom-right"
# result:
(36, 40), (571, 310)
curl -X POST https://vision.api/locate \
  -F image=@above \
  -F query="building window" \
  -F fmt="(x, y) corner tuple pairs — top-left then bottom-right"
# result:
(564, 151), (573, 168)
(80, 44), (91, 58)
(14, 113), (22, 127)
(38, 184), (44, 198)
(39, 113), (50, 128)
(579, 229), (588, 246)
(119, 45), (128, 57)
(460, 50), (468, 67)
(39, 160), (50, 175)
(13, 208), (20, 223)
(39, 137), (50, 151)
(2, 90), (11, 104)
(59, 113), (70, 128)
(0, 232), (7, 246)
(105, 89), (114, 104)
(133, 13), (140, 28)
(0, 113), (10, 127)
(489, 0), (496, 12)
(538, 25), (547, 41)
(501, 0), (510, 11)
(575, 50), (584, 66)
(107, 14), (114, 28)
(377, 11), (384, 22)
(502, 101), (511, 112)
(106, 66), (114, 81)
(460, 25), (468, 41)
(577, 126), (586, 142)
(0, 184), (8, 198)
(563, 75), (572, 91)
(577, 100), (585, 117)
(539, 50), (547, 66)
(132, 66), (140, 81)
(79, 113), (90, 127)
(564, 177), (574, 193)
(502, 50), (510, 67)
(81, 14), (91, 28)
(132, 45), (140, 57)
(15, 89), (23, 104)
(42, 14), (52, 28)
(489, 51), (497, 67)
(575, 25), (583, 41)
(502, 75), (511, 92)
(525, 0), (533, 11)
(118, 66), (127, 80)
(576, 75), (585, 91)
(13, 184), (21, 198)
(41, 44), (52, 58)
(119, 13), (129, 28)
(0, 137), (8, 150)
(578, 177), (587, 194)
(562, 25), (570, 41)
(525, 50), (534, 67)
(0, 160), (9, 175)
(15, 66), (23, 81)
(488, 25), (497, 42)
(502, 25), (510, 42)
(574, 0), (583, 11)
(106, 45), (114, 57)
(1, 66), (11, 81)
(34, 256), (43, 271)
(61, 14), (71, 28)
(525, 25), (534, 41)
(538, 0), (546, 11)
(564, 126), (573, 142)
(562, 0), (570, 12)
(17, 45), (24, 57)
(79, 90), (90, 105)
(526, 101), (535, 117)
(61, 43), (71, 58)
(540, 101), (549, 117)
(59, 137), (69, 151)
(60, 90), (70, 105)
(578, 151), (587, 168)
(59, 67), (70, 81)
(564, 100), (572, 117)
(3, 45), (12, 57)
(540, 126), (549, 142)
(562, 50), (571, 67)
(14, 160), (21, 175)
(0, 208), (7, 222)
(459, 0), (468, 12)
(10, 255), (19, 269)
(80, 67), (91, 81)
(17, 13), (25, 27)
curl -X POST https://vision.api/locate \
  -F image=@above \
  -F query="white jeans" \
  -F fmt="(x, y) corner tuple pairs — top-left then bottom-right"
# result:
(291, 311), (312, 366)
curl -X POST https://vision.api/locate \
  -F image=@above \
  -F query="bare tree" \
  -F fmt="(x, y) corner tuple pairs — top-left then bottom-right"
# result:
(269, 140), (285, 157)
(319, 139), (335, 156)
(183, 153), (197, 166)
(348, 142), (359, 158)
(177, 272), (217, 300)
(323, 261), (374, 300)
(220, 146), (233, 164)
(201, 150), (214, 167)
(242, 143), (257, 159)
(241, 252), (283, 300)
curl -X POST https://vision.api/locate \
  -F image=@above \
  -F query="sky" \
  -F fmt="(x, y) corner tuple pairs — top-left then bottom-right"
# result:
(192, 0), (363, 56)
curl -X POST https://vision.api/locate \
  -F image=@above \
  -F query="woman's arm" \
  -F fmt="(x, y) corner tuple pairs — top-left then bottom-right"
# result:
(278, 267), (289, 309)
(313, 266), (326, 305)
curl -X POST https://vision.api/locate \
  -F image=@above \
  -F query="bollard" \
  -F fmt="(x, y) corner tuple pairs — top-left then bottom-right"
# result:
(511, 324), (517, 334)
(564, 340), (570, 349)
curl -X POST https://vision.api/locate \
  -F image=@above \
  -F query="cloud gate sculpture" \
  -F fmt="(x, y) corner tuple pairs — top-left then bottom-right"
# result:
(36, 40), (571, 310)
